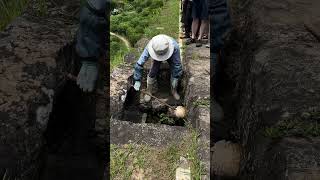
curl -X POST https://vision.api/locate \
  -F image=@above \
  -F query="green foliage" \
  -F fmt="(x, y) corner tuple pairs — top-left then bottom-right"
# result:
(111, 0), (165, 45)
(159, 113), (175, 125)
(187, 128), (204, 179)
(110, 35), (130, 70)
(110, 144), (135, 179)
(110, 0), (179, 69)
(110, 126), (204, 179)
(0, 0), (29, 30)
(145, 0), (179, 39)
(193, 99), (210, 108)
(263, 110), (320, 139)
(163, 144), (180, 177)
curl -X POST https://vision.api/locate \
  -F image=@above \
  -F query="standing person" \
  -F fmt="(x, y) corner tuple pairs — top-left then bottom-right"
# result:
(133, 34), (183, 102)
(43, 0), (108, 179)
(181, 0), (193, 39)
(75, 0), (108, 146)
(209, 0), (231, 98)
(209, 0), (232, 145)
(76, 0), (107, 93)
(186, 0), (209, 47)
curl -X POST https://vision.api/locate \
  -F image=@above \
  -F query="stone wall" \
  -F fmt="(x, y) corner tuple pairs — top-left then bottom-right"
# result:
(223, 0), (320, 179)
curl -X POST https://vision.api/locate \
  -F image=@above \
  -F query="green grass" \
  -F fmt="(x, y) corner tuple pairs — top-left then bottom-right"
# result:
(145, 0), (180, 40)
(110, 125), (204, 179)
(263, 110), (320, 139)
(110, 0), (179, 70)
(0, 0), (29, 30)
(187, 127), (204, 180)
(111, 0), (166, 44)
(110, 35), (130, 70)
(193, 98), (210, 108)
(159, 113), (176, 125)
(110, 144), (134, 179)
(0, 0), (51, 31)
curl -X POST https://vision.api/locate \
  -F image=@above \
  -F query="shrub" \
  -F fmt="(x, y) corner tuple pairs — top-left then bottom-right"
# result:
(150, 0), (164, 9)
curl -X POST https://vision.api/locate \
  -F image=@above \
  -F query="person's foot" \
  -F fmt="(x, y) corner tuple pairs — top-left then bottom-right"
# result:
(186, 38), (196, 45)
(196, 39), (202, 47)
(202, 34), (208, 39)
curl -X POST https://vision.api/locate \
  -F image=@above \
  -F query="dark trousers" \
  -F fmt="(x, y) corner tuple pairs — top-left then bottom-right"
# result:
(209, 0), (231, 98)
(148, 59), (176, 79)
(182, 0), (193, 35)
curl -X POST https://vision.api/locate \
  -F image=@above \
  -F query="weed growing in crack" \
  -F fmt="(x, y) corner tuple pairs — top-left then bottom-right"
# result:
(159, 113), (175, 125)
(110, 144), (135, 179)
(163, 144), (180, 177)
(193, 99), (210, 108)
(110, 143), (181, 179)
(263, 110), (320, 139)
(186, 126), (204, 180)
(191, 52), (200, 61)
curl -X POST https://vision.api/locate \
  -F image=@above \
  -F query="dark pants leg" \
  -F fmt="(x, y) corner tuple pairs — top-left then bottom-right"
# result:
(182, 0), (187, 23)
(209, 0), (231, 143)
(148, 60), (161, 78)
(209, 0), (231, 98)
(185, 1), (193, 35)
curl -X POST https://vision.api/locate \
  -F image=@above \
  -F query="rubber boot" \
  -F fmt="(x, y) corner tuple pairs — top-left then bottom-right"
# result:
(144, 76), (157, 102)
(171, 78), (180, 100)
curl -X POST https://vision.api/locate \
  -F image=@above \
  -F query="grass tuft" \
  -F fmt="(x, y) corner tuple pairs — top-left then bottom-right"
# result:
(193, 98), (210, 108)
(110, 125), (204, 179)
(0, 0), (29, 31)
(263, 110), (320, 139)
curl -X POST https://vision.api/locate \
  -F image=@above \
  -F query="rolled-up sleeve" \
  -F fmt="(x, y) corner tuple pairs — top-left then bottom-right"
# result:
(133, 47), (150, 81)
(170, 40), (183, 78)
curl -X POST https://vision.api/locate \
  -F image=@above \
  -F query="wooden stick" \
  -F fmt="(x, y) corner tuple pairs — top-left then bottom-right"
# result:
(140, 90), (175, 109)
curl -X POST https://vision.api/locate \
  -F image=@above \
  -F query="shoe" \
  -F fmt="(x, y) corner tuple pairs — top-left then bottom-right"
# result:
(196, 39), (202, 47)
(186, 38), (195, 45)
(202, 34), (208, 39)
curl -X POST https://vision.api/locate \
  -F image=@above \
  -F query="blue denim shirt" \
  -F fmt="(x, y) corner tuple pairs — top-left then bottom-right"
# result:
(133, 38), (182, 81)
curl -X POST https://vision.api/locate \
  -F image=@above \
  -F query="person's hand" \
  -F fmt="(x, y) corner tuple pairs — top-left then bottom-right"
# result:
(77, 61), (98, 92)
(133, 81), (141, 91)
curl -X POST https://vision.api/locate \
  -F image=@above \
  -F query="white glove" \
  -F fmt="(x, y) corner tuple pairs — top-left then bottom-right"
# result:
(133, 81), (141, 91)
(77, 61), (98, 92)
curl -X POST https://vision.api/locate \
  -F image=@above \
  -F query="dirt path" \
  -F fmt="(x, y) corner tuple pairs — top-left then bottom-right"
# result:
(110, 32), (131, 48)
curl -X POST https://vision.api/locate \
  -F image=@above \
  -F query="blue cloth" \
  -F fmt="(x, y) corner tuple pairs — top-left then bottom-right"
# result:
(76, 0), (107, 60)
(87, 0), (107, 15)
(209, 0), (231, 98)
(192, 0), (208, 20)
(209, 0), (231, 53)
(133, 38), (182, 81)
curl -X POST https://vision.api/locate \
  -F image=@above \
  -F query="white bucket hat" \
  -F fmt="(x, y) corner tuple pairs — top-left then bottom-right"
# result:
(147, 34), (174, 61)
